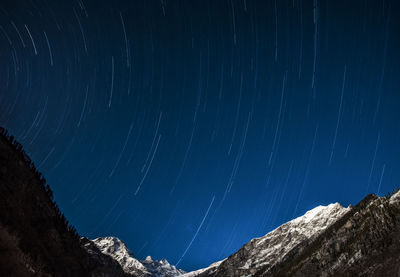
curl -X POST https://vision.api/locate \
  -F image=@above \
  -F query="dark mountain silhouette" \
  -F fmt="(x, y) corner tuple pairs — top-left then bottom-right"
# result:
(0, 127), (129, 277)
(1, 126), (400, 277)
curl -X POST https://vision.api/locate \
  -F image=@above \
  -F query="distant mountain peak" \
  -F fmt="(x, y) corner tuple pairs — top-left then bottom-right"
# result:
(92, 237), (150, 276)
(91, 237), (185, 277)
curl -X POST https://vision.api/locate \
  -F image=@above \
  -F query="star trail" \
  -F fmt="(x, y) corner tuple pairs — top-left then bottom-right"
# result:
(1, 0), (400, 271)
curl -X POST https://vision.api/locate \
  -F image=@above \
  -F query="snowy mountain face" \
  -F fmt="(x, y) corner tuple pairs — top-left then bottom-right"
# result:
(92, 237), (151, 276)
(261, 191), (400, 277)
(188, 203), (351, 276)
(199, 191), (400, 276)
(91, 237), (185, 277)
(236, 203), (350, 272)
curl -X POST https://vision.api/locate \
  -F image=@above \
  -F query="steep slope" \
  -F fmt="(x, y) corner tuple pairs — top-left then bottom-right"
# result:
(203, 203), (350, 276)
(92, 237), (185, 277)
(198, 191), (400, 277)
(266, 191), (400, 277)
(0, 128), (129, 277)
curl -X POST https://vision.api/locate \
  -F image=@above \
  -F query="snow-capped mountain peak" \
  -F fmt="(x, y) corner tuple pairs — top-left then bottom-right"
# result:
(141, 255), (185, 277)
(92, 237), (150, 276)
(185, 202), (351, 276)
(242, 203), (351, 271)
(92, 237), (185, 277)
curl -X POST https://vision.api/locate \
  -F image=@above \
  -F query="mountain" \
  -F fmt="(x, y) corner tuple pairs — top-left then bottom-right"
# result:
(196, 203), (350, 276)
(90, 237), (185, 277)
(191, 191), (400, 277)
(89, 237), (150, 276)
(180, 203), (349, 276)
(265, 191), (400, 277)
(0, 128), (129, 277)
(141, 255), (185, 277)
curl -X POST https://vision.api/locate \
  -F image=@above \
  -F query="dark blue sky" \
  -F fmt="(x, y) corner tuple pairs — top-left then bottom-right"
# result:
(1, 0), (400, 271)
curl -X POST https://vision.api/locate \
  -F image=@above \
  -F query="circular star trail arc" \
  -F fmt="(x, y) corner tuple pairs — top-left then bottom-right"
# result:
(1, 0), (400, 271)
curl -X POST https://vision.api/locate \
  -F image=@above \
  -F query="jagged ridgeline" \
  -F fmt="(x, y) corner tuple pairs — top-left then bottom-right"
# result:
(0, 127), (129, 277)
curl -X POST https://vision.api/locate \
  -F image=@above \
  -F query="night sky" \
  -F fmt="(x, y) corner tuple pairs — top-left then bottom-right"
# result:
(1, 0), (400, 271)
